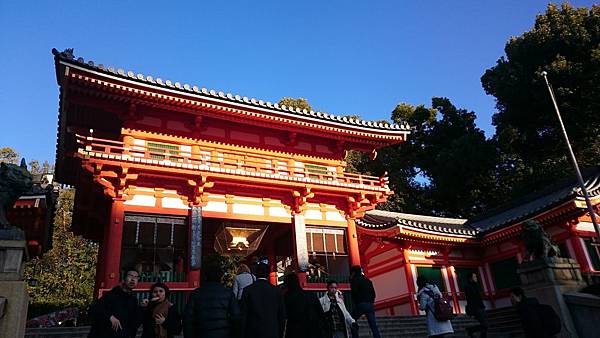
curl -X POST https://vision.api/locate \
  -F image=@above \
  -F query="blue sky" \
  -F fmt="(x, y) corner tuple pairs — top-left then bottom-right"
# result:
(0, 1), (596, 164)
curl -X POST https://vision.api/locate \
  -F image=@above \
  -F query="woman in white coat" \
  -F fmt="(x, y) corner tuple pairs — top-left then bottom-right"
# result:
(417, 276), (454, 338)
(319, 280), (357, 338)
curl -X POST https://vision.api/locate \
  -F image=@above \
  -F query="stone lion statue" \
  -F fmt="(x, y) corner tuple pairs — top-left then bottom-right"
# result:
(522, 220), (560, 261)
(0, 159), (33, 239)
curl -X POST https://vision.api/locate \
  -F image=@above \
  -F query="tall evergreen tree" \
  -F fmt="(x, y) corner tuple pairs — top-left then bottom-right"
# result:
(482, 3), (600, 198)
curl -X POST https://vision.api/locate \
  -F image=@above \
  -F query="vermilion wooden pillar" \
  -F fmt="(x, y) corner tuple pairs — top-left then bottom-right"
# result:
(446, 266), (461, 312)
(403, 249), (419, 315)
(268, 251), (278, 286)
(569, 236), (592, 272)
(346, 218), (361, 267)
(102, 199), (125, 289)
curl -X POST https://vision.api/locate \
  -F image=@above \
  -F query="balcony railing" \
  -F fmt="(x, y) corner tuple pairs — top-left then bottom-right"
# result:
(119, 271), (187, 283)
(307, 274), (351, 284)
(76, 134), (389, 191)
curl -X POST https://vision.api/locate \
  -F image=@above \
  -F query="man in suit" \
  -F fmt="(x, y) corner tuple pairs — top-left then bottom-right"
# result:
(241, 262), (286, 338)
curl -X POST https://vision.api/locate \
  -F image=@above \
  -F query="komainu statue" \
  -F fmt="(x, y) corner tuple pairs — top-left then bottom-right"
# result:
(522, 220), (560, 261)
(0, 159), (33, 239)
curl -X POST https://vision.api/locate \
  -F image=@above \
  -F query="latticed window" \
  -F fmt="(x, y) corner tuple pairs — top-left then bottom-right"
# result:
(306, 227), (349, 283)
(147, 141), (179, 160)
(120, 214), (187, 282)
(305, 164), (328, 179)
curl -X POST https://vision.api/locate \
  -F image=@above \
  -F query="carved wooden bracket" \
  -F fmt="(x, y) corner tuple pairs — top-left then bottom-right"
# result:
(292, 186), (314, 214)
(84, 164), (138, 199)
(347, 192), (385, 219)
(187, 175), (214, 206)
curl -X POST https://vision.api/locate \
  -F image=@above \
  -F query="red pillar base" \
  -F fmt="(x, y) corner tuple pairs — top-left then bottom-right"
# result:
(188, 270), (201, 288)
(347, 218), (361, 267)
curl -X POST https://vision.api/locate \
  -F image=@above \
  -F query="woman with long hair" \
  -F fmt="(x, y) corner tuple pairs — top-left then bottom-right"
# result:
(232, 263), (256, 301)
(141, 282), (182, 338)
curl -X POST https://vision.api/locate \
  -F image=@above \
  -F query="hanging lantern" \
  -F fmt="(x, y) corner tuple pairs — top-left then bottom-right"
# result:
(214, 223), (268, 256)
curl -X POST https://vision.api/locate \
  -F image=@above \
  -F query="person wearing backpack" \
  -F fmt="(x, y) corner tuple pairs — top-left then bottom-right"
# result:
(510, 287), (560, 338)
(417, 276), (454, 338)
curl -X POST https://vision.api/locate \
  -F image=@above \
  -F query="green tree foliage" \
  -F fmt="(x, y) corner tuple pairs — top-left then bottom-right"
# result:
(202, 253), (243, 288)
(278, 97), (313, 111)
(0, 147), (19, 164)
(24, 189), (98, 319)
(481, 3), (600, 198)
(369, 99), (498, 217)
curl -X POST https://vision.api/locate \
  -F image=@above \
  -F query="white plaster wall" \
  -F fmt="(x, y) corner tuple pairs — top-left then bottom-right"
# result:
(371, 268), (408, 302)
(124, 194), (155, 207)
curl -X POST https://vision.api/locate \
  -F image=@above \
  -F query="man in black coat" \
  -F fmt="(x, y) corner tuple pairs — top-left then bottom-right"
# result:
(183, 264), (240, 338)
(465, 273), (487, 338)
(510, 287), (560, 338)
(349, 265), (380, 338)
(88, 268), (142, 338)
(241, 262), (286, 338)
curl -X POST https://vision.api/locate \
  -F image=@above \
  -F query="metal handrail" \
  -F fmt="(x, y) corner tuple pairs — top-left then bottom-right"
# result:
(76, 134), (388, 188)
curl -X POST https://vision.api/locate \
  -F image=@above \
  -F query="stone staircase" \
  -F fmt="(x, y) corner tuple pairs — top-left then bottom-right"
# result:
(25, 307), (525, 338)
(358, 307), (525, 338)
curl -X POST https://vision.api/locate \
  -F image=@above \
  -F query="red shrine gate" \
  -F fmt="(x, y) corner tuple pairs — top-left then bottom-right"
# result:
(51, 48), (410, 301)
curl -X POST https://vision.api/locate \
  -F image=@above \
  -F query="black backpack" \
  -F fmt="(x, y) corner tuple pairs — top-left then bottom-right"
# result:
(538, 303), (561, 336)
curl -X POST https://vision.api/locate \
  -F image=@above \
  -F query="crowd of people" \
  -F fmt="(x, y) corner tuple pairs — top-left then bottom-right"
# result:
(88, 262), (559, 338)
(87, 262), (381, 338)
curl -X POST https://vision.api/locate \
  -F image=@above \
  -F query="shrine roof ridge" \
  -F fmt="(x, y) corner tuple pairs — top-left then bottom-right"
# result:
(357, 209), (476, 237)
(52, 48), (410, 133)
(466, 165), (600, 233)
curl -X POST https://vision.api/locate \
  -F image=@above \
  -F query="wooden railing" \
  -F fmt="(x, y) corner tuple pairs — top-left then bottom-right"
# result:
(76, 134), (389, 190)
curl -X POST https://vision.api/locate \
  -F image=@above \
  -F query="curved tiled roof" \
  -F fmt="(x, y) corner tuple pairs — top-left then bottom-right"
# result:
(52, 48), (410, 133)
(357, 209), (476, 237)
(466, 166), (600, 233)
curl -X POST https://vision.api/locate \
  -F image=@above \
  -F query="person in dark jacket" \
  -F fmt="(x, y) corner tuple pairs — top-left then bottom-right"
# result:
(464, 273), (487, 338)
(349, 265), (380, 338)
(183, 264), (240, 338)
(283, 273), (326, 338)
(141, 282), (182, 338)
(88, 268), (142, 338)
(241, 263), (286, 338)
(510, 287), (554, 338)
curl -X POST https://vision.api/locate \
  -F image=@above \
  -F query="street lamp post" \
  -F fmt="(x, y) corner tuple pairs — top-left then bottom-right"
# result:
(541, 71), (600, 243)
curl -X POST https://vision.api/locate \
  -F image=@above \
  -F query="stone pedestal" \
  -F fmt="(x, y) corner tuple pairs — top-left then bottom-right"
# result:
(517, 258), (586, 338)
(0, 239), (29, 338)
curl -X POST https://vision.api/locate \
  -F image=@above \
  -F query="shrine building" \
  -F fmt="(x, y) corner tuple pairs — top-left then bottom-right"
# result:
(51, 49), (408, 305)
(357, 167), (600, 316)
(51, 48), (600, 315)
